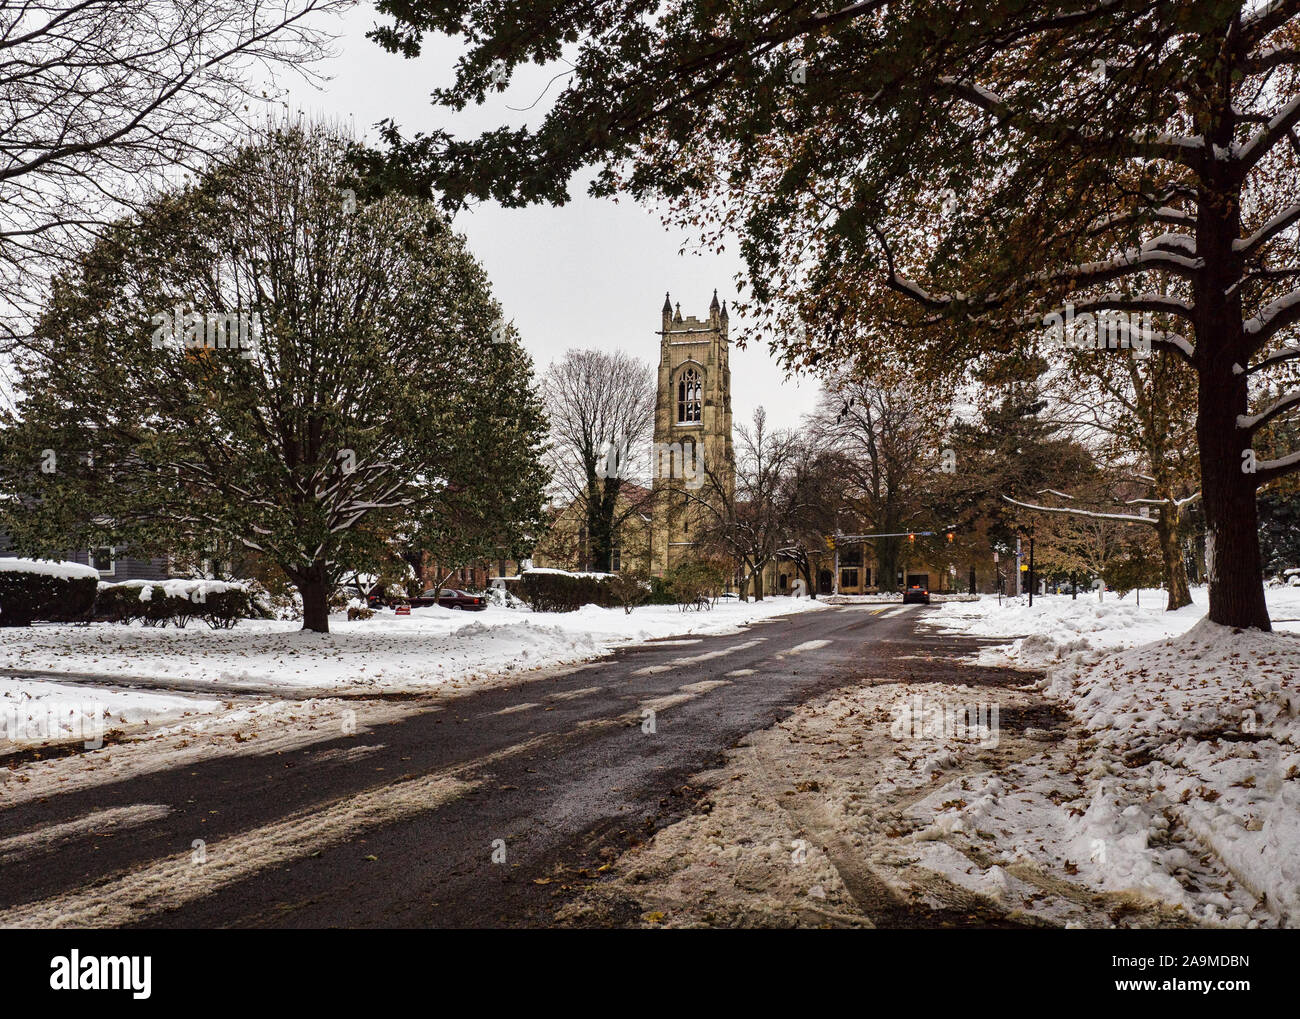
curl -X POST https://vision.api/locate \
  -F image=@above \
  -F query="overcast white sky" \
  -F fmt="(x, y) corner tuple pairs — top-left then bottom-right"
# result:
(279, 4), (821, 431)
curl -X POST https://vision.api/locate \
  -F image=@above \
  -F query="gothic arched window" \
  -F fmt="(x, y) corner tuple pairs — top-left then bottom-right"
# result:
(677, 367), (702, 423)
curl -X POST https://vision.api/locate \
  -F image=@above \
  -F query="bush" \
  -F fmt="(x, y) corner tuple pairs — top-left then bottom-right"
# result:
(95, 579), (259, 629)
(664, 560), (729, 611)
(519, 569), (619, 612)
(647, 575), (676, 605)
(0, 559), (99, 626)
(199, 586), (259, 629)
(604, 570), (650, 614)
(94, 582), (149, 623)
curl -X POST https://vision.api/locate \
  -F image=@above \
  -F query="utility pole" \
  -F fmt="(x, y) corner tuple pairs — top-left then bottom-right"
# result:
(1028, 530), (1035, 607)
(1014, 537), (1022, 596)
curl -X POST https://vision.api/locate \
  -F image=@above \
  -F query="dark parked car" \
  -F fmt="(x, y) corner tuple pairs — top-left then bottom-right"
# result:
(902, 585), (931, 605)
(404, 588), (487, 611)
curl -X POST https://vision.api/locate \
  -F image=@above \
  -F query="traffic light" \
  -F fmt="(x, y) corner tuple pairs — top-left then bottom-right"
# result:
(908, 532), (915, 544)
(946, 529), (954, 543)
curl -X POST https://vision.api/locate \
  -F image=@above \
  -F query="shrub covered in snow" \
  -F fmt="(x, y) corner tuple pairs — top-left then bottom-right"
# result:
(519, 569), (619, 612)
(95, 579), (261, 629)
(0, 558), (99, 626)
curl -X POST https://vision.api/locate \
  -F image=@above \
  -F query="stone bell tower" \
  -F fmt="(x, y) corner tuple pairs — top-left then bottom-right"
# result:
(649, 290), (735, 576)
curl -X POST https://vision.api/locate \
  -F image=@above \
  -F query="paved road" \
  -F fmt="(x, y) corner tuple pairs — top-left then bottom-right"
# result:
(0, 602), (998, 928)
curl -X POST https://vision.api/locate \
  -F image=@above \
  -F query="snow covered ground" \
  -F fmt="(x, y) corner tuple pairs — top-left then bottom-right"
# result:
(930, 585), (1300, 666)
(0, 597), (825, 744)
(919, 585), (1300, 927)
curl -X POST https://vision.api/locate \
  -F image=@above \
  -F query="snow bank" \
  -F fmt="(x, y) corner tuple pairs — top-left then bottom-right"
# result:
(1046, 619), (1300, 925)
(0, 676), (219, 743)
(931, 586), (1300, 666)
(0, 596), (826, 696)
(930, 587), (1300, 926)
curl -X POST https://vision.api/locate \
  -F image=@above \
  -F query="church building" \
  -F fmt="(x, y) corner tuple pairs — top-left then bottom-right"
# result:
(648, 292), (966, 596)
(649, 291), (734, 576)
(529, 291), (981, 596)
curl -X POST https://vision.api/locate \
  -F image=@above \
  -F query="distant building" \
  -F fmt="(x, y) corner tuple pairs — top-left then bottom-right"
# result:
(650, 291), (735, 576)
(0, 532), (171, 582)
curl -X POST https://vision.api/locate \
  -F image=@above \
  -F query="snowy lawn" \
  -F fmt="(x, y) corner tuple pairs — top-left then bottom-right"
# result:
(0, 596), (826, 743)
(920, 585), (1300, 927)
(930, 585), (1300, 666)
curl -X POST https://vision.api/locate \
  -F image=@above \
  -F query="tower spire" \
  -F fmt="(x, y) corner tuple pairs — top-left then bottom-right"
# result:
(662, 291), (672, 316)
(709, 288), (720, 312)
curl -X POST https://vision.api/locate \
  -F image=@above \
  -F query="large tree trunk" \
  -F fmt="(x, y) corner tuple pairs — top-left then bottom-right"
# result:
(298, 560), (331, 634)
(586, 476), (618, 572)
(1196, 353), (1271, 630)
(1195, 175), (1271, 632)
(876, 537), (900, 592)
(1156, 511), (1193, 611)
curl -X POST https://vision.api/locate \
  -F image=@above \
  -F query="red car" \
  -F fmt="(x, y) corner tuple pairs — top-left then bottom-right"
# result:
(404, 588), (487, 611)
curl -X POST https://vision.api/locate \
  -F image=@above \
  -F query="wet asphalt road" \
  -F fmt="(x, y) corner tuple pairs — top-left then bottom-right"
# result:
(0, 602), (963, 928)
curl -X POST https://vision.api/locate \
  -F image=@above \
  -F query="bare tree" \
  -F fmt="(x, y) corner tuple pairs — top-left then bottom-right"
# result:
(0, 0), (348, 361)
(541, 348), (655, 571)
(774, 436), (841, 598)
(690, 407), (799, 600)
(1026, 351), (1201, 609)
(812, 373), (951, 592)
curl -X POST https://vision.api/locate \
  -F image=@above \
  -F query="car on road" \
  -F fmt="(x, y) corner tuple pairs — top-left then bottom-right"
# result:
(902, 585), (930, 605)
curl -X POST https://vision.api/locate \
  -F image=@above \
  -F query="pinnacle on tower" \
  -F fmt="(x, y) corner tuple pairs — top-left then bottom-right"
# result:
(709, 289), (720, 312)
(720, 300), (728, 320)
(662, 291), (672, 316)
(674, 302), (683, 323)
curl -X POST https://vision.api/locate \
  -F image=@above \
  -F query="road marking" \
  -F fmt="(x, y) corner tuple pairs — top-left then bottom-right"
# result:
(645, 639), (702, 646)
(726, 669), (756, 677)
(547, 686), (604, 702)
(0, 804), (172, 866)
(631, 638), (766, 677)
(774, 639), (832, 659)
(493, 702), (540, 715)
(308, 744), (386, 765)
(677, 680), (731, 696)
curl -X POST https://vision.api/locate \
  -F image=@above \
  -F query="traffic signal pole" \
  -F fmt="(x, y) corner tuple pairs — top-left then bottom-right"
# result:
(1028, 533), (1035, 607)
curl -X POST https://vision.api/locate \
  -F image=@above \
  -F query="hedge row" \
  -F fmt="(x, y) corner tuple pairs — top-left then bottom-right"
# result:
(0, 563), (98, 627)
(0, 559), (265, 628)
(519, 570), (621, 613)
(95, 581), (261, 629)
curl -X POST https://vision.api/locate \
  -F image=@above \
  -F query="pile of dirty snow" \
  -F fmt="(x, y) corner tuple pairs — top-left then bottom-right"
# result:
(1043, 619), (1300, 925)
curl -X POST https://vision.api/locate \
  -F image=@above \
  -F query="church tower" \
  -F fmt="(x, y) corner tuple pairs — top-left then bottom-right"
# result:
(649, 291), (735, 576)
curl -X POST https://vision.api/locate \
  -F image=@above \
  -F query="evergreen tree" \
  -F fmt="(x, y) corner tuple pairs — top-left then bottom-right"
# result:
(0, 124), (549, 632)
